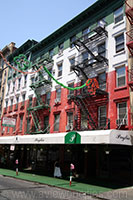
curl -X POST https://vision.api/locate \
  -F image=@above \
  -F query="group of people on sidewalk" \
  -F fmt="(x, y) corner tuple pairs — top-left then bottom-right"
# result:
(54, 161), (75, 178)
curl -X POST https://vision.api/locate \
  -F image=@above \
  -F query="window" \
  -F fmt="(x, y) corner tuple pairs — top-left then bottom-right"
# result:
(22, 94), (25, 102)
(114, 7), (123, 24)
(82, 51), (88, 61)
(69, 57), (75, 72)
(56, 88), (61, 100)
(82, 27), (90, 40)
(70, 35), (76, 48)
(18, 78), (21, 89)
(24, 75), (27, 86)
(29, 96), (33, 107)
(98, 42), (106, 57)
(54, 114), (60, 131)
(11, 99), (13, 110)
(5, 100), (8, 108)
(20, 115), (23, 130)
(81, 111), (88, 130)
(46, 92), (51, 105)
(67, 112), (73, 127)
(98, 106), (107, 127)
(8, 83), (10, 93)
(49, 48), (54, 58)
(58, 42), (64, 53)
(13, 81), (15, 92)
(115, 33), (124, 53)
(30, 76), (35, 84)
(117, 102), (127, 120)
(44, 116), (49, 133)
(98, 73), (106, 90)
(68, 82), (74, 95)
(116, 66), (126, 87)
(57, 63), (62, 77)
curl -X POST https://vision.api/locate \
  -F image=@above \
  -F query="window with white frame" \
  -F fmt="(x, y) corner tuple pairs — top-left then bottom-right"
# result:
(5, 100), (8, 108)
(117, 102), (127, 120)
(116, 66), (126, 87)
(115, 33), (124, 53)
(57, 63), (62, 77)
(56, 87), (61, 100)
(114, 6), (123, 24)
(18, 77), (21, 90)
(69, 57), (75, 72)
(98, 106), (107, 127)
(11, 98), (13, 109)
(70, 35), (76, 48)
(54, 113), (60, 131)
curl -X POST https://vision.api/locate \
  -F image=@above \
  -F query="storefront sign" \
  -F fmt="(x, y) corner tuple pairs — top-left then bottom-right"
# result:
(65, 131), (81, 144)
(2, 117), (16, 127)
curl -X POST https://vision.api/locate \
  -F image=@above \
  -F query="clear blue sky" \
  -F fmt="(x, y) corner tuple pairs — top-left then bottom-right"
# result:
(0, 0), (97, 49)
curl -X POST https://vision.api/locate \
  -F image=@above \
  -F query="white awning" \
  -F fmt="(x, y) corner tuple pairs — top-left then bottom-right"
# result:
(0, 130), (132, 145)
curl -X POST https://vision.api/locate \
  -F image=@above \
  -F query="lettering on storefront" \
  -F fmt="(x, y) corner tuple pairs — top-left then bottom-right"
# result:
(34, 138), (45, 142)
(116, 134), (130, 142)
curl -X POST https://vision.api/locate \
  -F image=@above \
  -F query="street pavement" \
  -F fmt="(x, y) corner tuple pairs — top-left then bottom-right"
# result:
(0, 168), (133, 200)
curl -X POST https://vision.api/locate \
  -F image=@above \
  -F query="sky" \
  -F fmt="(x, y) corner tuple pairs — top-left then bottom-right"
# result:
(0, 0), (97, 50)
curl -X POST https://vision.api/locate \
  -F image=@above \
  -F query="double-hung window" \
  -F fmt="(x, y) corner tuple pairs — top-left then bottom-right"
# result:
(69, 57), (75, 72)
(117, 102), (127, 122)
(57, 63), (62, 77)
(115, 33), (124, 53)
(98, 106), (107, 127)
(114, 7), (123, 24)
(54, 114), (60, 131)
(116, 66), (126, 87)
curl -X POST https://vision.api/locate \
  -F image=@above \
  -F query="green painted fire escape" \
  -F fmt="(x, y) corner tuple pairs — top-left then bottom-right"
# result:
(27, 56), (52, 134)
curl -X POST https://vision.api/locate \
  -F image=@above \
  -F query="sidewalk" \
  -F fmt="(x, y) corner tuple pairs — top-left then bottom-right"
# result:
(0, 168), (130, 198)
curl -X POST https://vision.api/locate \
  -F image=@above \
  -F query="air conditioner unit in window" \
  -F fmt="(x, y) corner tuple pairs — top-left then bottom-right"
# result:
(66, 124), (73, 131)
(116, 118), (127, 126)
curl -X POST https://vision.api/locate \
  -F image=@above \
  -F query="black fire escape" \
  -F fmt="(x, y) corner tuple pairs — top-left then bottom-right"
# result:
(69, 22), (110, 130)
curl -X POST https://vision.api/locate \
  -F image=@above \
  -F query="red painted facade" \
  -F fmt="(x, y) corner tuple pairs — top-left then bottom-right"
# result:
(1, 65), (131, 136)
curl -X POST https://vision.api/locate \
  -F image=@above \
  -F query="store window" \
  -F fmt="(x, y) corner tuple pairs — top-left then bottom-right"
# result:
(115, 33), (124, 53)
(54, 114), (60, 131)
(116, 66), (126, 87)
(114, 6), (123, 24)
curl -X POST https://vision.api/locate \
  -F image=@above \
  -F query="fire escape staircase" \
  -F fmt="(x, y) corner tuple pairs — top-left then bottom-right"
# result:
(27, 58), (52, 134)
(125, 0), (133, 56)
(69, 24), (109, 130)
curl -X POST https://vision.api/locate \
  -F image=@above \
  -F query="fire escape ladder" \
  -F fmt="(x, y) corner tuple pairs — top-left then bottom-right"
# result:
(125, 0), (133, 56)
(28, 59), (52, 134)
(72, 96), (97, 129)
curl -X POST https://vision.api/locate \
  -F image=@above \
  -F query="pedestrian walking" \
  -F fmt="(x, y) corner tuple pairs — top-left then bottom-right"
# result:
(54, 161), (62, 178)
(70, 163), (75, 186)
